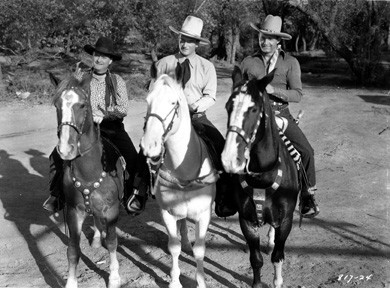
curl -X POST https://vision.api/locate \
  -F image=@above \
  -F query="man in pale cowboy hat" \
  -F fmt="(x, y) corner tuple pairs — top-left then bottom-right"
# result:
(43, 36), (144, 214)
(125, 15), (239, 217)
(239, 15), (320, 218)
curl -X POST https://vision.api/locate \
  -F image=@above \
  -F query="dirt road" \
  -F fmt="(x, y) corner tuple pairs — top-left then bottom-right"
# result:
(0, 70), (389, 288)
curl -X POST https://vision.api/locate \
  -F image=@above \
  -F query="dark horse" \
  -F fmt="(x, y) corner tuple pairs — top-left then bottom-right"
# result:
(52, 75), (125, 288)
(221, 68), (300, 288)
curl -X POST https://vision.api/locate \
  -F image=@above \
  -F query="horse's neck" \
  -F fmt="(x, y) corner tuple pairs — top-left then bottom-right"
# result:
(253, 104), (280, 171)
(163, 110), (202, 180)
(72, 130), (103, 181)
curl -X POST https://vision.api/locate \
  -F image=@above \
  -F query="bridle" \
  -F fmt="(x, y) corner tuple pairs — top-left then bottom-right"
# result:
(56, 86), (99, 157)
(226, 84), (264, 163)
(144, 100), (180, 166)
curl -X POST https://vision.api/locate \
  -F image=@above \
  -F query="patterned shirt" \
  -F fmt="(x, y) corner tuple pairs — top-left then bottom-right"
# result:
(74, 71), (129, 119)
(154, 53), (217, 113)
(240, 50), (303, 103)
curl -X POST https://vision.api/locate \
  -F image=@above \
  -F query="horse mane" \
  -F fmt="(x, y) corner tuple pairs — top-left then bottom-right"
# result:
(52, 75), (90, 105)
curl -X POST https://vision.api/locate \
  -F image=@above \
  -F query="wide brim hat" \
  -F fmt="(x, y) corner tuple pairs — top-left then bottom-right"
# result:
(169, 15), (211, 45)
(250, 15), (292, 40)
(84, 37), (122, 61)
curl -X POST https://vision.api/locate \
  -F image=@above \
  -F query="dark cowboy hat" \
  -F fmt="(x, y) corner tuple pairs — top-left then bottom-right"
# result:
(250, 15), (292, 40)
(84, 37), (122, 61)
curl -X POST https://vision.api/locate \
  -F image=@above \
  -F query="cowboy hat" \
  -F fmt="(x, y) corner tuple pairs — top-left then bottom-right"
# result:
(169, 16), (211, 45)
(250, 15), (292, 40)
(84, 37), (122, 61)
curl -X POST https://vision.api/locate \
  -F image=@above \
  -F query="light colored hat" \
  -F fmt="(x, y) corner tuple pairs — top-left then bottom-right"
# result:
(169, 16), (211, 45)
(250, 15), (292, 40)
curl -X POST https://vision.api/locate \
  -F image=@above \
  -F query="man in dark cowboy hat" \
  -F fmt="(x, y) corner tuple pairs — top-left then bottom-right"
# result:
(43, 36), (144, 213)
(240, 15), (319, 218)
(125, 15), (238, 217)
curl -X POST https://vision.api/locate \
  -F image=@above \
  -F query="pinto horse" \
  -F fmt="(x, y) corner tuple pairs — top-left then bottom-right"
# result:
(221, 68), (300, 288)
(140, 65), (218, 288)
(52, 75), (125, 288)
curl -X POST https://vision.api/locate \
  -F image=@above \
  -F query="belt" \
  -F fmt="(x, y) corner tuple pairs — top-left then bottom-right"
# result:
(270, 102), (288, 112)
(191, 112), (206, 119)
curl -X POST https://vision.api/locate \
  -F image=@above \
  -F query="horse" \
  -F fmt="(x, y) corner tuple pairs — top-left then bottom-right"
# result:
(140, 64), (218, 288)
(52, 75), (125, 288)
(221, 67), (300, 288)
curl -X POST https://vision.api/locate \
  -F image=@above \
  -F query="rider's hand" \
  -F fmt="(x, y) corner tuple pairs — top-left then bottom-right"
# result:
(265, 84), (275, 94)
(93, 115), (104, 124)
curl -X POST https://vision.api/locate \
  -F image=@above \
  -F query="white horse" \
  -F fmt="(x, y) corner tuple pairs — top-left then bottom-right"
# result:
(140, 68), (218, 288)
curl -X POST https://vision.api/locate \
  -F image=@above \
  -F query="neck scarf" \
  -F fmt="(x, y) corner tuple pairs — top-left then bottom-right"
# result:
(84, 69), (117, 108)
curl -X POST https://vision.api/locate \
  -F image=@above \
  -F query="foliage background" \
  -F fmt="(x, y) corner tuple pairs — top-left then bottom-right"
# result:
(0, 0), (389, 103)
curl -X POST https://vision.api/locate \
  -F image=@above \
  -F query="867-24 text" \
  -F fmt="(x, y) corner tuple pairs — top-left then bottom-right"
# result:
(338, 274), (373, 284)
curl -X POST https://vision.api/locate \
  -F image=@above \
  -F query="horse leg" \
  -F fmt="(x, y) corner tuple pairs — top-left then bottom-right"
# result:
(267, 226), (275, 254)
(193, 209), (211, 288)
(91, 218), (102, 248)
(65, 208), (86, 288)
(105, 217), (121, 288)
(271, 211), (293, 288)
(178, 219), (192, 254)
(161, 210), (182, 288)
(239, 215), (263, 288)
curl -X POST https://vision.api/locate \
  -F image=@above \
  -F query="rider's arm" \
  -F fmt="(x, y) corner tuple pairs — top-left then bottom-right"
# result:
(191, 61), (217, 113)
(272, 57), (303, 103)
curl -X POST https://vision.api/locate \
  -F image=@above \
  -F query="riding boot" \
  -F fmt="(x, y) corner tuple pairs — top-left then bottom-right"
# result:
(42, 149), (65, 213)
(300, 186), (319, 218)
(214, 173), (238, 218)
(125, 175), (149, 215)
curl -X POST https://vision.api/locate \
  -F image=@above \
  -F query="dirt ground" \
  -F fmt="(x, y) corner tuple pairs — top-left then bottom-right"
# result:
(0, 64), (389, 288)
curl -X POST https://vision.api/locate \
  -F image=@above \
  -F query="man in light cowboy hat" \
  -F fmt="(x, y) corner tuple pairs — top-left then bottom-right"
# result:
(43, 36), (144, 214)
(240, 15), (320, 218)
(125, 15), (239, 217)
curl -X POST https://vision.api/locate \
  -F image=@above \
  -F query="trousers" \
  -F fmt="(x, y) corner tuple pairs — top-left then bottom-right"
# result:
(278, 108), (316, 188)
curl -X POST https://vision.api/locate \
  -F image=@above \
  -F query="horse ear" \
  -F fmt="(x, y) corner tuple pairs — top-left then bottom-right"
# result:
(150, 62), (157, 79)
(48, 71), (61, 87)
(150, 49), (158, 79)
(257, 68), (276, 91)
(231, 66), (243, 90)
(264, 69), (276, 86)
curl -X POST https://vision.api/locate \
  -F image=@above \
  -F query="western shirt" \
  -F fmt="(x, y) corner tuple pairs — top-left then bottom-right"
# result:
(154, 53), (217, 113)
(74, 71), (129, 119)
(240, 50), (303, 103)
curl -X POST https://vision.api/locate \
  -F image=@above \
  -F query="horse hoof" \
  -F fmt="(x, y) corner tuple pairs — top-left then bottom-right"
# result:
(108, 275), (121, 288)
(169, 281), (183, 288)
(108, 280), (121, 288)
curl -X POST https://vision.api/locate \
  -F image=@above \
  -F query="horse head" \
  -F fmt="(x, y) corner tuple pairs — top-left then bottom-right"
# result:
(51, 74), (93, 160)
(141, 63), (188, 162)
(222, 66), (275, 174)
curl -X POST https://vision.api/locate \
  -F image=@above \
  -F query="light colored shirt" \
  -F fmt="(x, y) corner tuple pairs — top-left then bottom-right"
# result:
(74, 71), (129, 119)
(154, 53), (217, 113)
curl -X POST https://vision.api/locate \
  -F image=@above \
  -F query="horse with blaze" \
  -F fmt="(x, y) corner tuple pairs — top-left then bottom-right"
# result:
(221, 67), (301, 288)
(140, 64), (218, 288)
(52, 75), (125, 288)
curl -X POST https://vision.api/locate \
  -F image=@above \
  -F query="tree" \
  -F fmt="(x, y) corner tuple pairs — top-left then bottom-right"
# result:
(287, 0), (390, 85)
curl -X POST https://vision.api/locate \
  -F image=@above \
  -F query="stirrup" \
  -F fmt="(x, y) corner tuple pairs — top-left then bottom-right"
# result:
(43, 195), (63, 213)
(300, 195), (320, 218)
(125, 186), (148, 215)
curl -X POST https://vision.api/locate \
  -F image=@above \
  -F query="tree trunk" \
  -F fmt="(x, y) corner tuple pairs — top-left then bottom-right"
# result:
(0, 64), (6, 95)
(225, 28), (233, 64)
